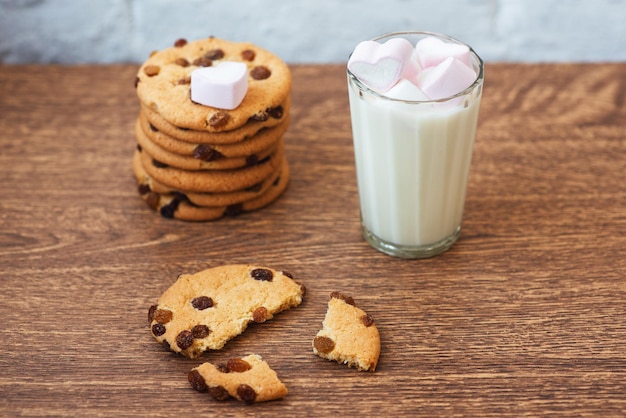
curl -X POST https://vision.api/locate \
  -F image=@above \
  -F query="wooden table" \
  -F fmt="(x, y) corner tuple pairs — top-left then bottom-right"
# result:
(1, 62), (625, 417)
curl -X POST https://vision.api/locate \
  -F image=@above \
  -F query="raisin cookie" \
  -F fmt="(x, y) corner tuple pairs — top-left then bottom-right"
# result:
(135, 37), (292, 132)
(138, 111), (289, 158)
(137, 141), (283, 193)
(312, 292), (380, 372)
(135, 120), (279, 171)
(132, 150), (285, 208)
(140, 94), (289, 145)
(137, 159), (290, 221)
(148, 265), (305, 358)
(188, 354), (288, 404)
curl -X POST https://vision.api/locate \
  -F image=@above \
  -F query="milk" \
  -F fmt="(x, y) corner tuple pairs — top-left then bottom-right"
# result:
(346, 32), (484, 258)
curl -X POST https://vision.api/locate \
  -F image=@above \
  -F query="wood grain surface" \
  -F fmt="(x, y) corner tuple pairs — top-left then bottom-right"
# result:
(1, 62), (625, 417)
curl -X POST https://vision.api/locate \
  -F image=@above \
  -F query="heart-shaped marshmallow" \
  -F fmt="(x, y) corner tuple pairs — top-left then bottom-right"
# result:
(417, 57), (477, 100)
(348, 38), (414, 91)
(190, 61), (248, 110)
(415, 36), (471, 69)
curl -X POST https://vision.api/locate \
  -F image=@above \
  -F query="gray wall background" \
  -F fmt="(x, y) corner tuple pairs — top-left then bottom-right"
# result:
(1, 0), (625, 64)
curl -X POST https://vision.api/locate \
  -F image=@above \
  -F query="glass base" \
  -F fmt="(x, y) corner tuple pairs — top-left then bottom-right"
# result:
(361, 224), (461, 259)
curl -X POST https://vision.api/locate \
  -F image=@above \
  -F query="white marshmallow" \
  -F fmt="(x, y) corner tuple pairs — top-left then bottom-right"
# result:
(415, 36), (471, 69)
(348, 37), (414, 91)
(386, 79), (430, 101)
(190, 61), (248, 110)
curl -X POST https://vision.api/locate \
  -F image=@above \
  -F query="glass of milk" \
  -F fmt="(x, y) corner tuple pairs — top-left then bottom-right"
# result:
(347, 31), (484, 258)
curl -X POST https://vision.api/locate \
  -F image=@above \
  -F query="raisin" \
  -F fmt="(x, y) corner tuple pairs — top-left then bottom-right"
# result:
(143, 65), (160, 77)
(176, 330), (194, 350)
(252, 307), (268, 323)
(241, 49), (255, 61)
(152, 159), (168, 168)
(205, 49), (224, 60)
(250, 268), (273, 282)
(269, 105), (284, 119)
(258, 155), (271, 165)
(174, 57), (189, 67)
(193, 144), (223, 161)
(191, 324), (210, 339)
(216, 363), (230, 373)
(188, 370), (207, 392)
(225, 204), (243, 217)
(151, 323), (166, 337)
(361, 314), (374, 327)
(250, 66), (271, 80)
(192, 57), (213, 67)
(208, 112), (229, 129)
(237, 384), (257, 404)
(160, 198), (181, 219)
(171, 191), (189, 203)
(245, 155), (259, 166)
(174, 38), (188, 48)
(227, 358), (252, 373)
(191, 296), (214, 310)
(138, 184), (150, 196)
(177, 76), (191, 85)
(330, 291), (355, 305)
(248, 112), (268, 122)
(148, 305), (157, 322)
(313, 336), (335, 354)
(153, 309), (173, 324)
(146, 192), (160, 210)
(209, 385), (231, 401)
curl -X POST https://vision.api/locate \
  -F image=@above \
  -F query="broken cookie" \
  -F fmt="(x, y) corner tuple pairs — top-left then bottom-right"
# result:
(188, 354), (288, 404)
(312, 291), (380, 372)
(148, 264), (305, 358)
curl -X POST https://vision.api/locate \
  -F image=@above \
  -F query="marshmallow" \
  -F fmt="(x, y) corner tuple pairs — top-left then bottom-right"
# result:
(348, 37), (414, 91)
(386, 79), (430, 101)
(417, 57), (477, 100)
(190, 61), (248, 110)
(415, 36), (471, 69)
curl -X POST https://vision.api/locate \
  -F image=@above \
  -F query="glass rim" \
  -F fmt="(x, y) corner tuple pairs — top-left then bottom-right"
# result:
(346, 30), (484, 104)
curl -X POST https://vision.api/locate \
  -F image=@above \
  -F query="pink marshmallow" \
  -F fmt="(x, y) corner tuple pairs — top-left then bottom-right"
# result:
(415, 36), (471, 69)
(401, 49), (422, 82)
(348, 37), (414, 91)
(190, 61), (248, 110)
(417, 57), (477, 100)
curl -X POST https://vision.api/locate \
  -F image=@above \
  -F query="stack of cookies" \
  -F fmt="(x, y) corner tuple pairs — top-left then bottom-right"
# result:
(132, 37), (292, 221)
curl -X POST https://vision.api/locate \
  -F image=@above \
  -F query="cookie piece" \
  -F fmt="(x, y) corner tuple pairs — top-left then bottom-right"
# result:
(140, 94), (289, 144)
(132, 149), (285, 208)
(137, 158), (290, 221)
(138, 141), (283, 193)
(135, 119), (280, 171)
(135, 37), (292, 132)
(312, 292), (380, 372)
(138, 111), (289, 157)
(188, 354), (288, 404)
(148, 265), (305, 358)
